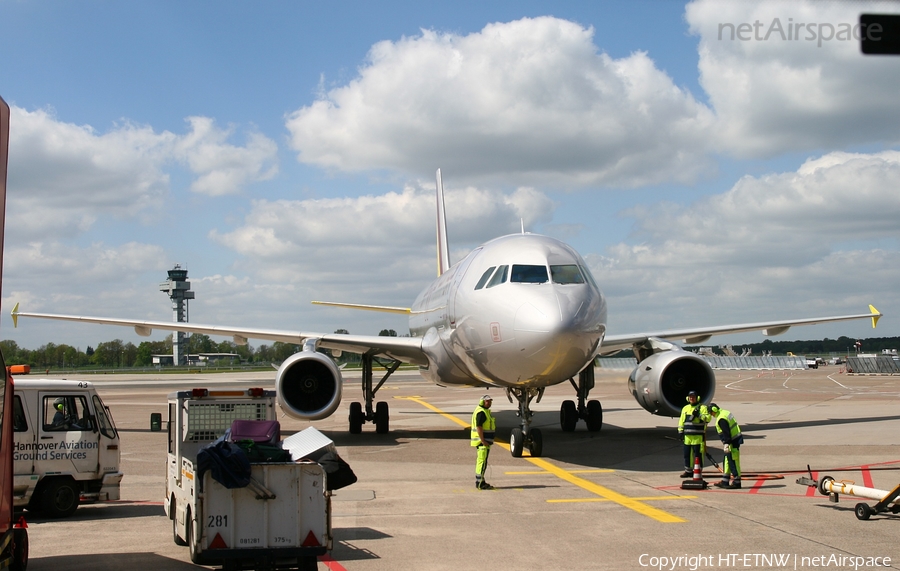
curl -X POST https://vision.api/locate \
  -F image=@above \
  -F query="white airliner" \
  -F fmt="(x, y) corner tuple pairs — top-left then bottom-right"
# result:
(11, 170), (882, 457)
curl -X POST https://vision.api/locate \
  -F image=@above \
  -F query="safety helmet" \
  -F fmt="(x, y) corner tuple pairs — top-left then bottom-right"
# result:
(479, 394), (493, 406)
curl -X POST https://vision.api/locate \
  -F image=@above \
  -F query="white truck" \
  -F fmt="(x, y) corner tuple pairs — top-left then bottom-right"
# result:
(166, 387), (332, 571)
(12, 378), (123, 518)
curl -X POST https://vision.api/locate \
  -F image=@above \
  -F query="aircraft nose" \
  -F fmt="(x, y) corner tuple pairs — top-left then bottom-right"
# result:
(513, 289), (601, 377)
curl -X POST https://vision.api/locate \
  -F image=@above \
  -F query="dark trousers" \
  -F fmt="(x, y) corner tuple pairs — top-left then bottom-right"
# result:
(683, 442), (702, 471)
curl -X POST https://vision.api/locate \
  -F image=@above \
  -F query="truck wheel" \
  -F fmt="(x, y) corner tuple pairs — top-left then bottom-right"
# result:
(10, 528), (27, 571)
(172, 498), (187, 546)
(41, 479), (79, 518)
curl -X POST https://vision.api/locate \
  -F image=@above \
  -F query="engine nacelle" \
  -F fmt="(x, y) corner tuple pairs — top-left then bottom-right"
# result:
(276, 350), (343, 421)
(628, 349), (715, 417)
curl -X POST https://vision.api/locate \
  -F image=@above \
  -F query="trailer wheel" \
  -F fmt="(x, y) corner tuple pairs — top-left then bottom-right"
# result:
(299, 555), (318, 571)
(187, 509), (202, 564)
(172, 498), (187, 546)
(855, 503), (873, 521)
(41, 479), (79, 518)
(10, 528), (27, 571)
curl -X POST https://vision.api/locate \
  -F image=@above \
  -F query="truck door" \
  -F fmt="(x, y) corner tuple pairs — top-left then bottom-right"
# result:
(39, 393), (100, 474)
(12, 394), (35, 482)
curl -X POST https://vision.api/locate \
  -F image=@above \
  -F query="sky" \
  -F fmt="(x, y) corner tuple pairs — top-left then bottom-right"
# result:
(0, 0), (898, 352)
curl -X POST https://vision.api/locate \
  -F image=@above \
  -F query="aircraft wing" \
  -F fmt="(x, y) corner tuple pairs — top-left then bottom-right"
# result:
(10, 304), (428, 367)
(601, 305), (882, 354)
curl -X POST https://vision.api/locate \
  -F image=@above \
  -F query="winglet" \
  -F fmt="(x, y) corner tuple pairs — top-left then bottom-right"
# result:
(10, 302), (17, 328)
(869, 304), (881, 329)
(435, 169), (450, 276)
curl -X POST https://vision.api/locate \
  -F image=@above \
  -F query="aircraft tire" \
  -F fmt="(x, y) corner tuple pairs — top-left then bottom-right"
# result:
(560, 400), (577, 432)
(375, 401), (390, 434)
(586, 400), (603, 432)
(349, 402), (363, 434)
(510, 428), (524, 457)
(529, 428), (543, 457)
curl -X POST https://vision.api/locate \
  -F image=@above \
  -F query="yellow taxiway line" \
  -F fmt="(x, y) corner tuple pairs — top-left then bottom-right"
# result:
(396, 396), (687, 523)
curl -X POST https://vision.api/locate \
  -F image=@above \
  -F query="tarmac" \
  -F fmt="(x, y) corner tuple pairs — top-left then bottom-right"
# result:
(19, 366), (900, 570)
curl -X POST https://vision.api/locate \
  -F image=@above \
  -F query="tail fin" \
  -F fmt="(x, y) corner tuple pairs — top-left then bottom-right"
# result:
(435, 169), (450, 276)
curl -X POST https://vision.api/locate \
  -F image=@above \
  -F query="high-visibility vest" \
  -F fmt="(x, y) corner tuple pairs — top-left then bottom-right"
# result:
(470, 406), (496, 447)
(679, 403), (709, 436)
(715, 409), (742, 443)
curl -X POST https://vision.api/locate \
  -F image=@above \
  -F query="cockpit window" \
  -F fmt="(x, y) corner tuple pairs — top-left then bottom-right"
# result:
(486, 265), (508, 288)
(474, 267), (496, 290)
(511, 265), (549, 284)
(579, 265), (599, 289)
(550, 265), (584, 284)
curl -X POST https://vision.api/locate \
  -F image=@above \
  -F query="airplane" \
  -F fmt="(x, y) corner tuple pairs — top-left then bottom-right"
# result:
(11, 169), (883, 458)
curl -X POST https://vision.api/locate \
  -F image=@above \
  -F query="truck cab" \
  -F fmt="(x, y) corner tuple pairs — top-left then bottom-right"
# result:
(12, 379), (122, 518)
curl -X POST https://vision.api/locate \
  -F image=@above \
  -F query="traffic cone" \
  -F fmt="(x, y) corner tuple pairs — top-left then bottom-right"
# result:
(681, 454), (708, 490)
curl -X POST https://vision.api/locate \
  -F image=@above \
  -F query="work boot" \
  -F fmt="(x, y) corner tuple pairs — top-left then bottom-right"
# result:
(727, 480), (742, 489)
(479, 482), (495, 490)
(679, 471), (692, 478)
(714, 480), (729, 488)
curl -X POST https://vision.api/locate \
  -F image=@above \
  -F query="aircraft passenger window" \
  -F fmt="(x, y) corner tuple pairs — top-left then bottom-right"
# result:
(486, 265), (508, 288)
(474, 267), (496, 290)
(550, 265), (585, 284)
(511, 265), (549, 283)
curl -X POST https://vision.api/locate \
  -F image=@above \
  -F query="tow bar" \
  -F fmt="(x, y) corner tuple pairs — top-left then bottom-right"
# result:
(797, 465), (900, 520)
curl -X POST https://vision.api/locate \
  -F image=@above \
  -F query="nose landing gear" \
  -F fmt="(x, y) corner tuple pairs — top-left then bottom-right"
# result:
(506, 387), (544, 458)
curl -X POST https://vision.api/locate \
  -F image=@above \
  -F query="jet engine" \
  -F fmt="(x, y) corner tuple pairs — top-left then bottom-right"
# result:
(275, 350), (343, 420)
(627, 340), (715, 417)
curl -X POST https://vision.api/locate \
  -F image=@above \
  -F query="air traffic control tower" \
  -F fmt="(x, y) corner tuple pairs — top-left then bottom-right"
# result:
(160, 265), (194, 366)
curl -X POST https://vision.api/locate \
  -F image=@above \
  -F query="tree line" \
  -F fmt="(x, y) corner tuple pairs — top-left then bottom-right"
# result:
(0, 328), (402, 369)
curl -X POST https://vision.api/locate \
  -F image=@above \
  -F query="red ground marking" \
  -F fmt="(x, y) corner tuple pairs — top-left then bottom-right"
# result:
(806, 471), (818, 497)
(861, 465), (874, 489)
(749, 479), (765, 494)
(320, 553), (349, 571)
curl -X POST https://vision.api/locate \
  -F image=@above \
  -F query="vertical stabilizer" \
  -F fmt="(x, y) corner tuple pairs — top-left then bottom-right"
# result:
(435, 169), (450, 276)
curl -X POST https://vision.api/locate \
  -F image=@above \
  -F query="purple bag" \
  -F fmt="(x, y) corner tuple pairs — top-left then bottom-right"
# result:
(229, 420), (281, 444)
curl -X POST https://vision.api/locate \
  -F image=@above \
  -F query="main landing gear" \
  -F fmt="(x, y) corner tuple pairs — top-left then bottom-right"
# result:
(348, 353), (400, 435)
(559, 366), (603, 433)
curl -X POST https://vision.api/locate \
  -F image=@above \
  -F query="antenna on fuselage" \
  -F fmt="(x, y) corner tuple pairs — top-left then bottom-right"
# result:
(435, 168), (450, 276)
(520, 218), (525, 234)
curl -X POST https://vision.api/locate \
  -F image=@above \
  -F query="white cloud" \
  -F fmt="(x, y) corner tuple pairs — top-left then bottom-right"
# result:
(6, 107), (279, 241)
(210, 182), (556, 304)
(175, 117), (278, 197)
(592, 150), (900, 333)
(686, 0), (900, 157)
(286, 16), (715, 188)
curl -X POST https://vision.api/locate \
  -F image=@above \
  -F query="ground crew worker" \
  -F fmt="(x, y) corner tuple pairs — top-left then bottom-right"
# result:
(471, 394), (496, 490)
(678, 390), (710, 477)
(709, 404), (743, 489)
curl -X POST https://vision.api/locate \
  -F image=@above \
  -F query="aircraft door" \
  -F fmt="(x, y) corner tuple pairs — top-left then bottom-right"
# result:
(40, 393), (100, 474)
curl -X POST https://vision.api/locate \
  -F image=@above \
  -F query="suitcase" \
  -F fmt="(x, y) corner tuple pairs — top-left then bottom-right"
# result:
(229, 419), (281, 444)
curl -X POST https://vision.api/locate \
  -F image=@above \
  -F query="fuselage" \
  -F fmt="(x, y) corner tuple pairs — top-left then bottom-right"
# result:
(409, 233), (608, 388)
